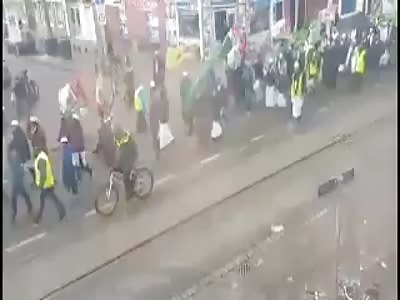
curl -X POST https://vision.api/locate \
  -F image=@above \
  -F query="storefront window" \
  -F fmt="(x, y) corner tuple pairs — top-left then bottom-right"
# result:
(178, 11), (200, 38)
(274, 1), (283, 21)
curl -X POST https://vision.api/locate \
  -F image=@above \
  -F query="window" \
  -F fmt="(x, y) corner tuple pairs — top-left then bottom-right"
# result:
(274, 1), (283, 21)
(76, 9), (81, 27)
(178, 11), (199, 38)
(70, 8), (75, 24)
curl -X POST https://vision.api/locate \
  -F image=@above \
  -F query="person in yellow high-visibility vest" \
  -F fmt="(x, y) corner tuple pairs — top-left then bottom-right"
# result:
(353, 45), (367, 92)
(34, 150), (66, 224)
(306, 45), (321, 93)
(291, 61), (306, 120)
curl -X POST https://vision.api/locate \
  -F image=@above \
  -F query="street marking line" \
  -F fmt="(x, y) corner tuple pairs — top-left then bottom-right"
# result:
(5, 232), (46, 253)
(85, 210), (96, 217)
(155, 174), (177, 186)
(200, 154), (221, 165)
(305, 208), (328, 225)
(250, 135), (264, 142)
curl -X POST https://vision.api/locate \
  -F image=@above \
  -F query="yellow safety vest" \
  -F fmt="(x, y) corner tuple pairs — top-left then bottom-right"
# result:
(355, 49), (366, 75)
(291, 72), (305, 98)
(134, 95), (143, 112)
(34, 151), (55, 189)
(115, 131), (131, 148)
(309, 54), (319, 76)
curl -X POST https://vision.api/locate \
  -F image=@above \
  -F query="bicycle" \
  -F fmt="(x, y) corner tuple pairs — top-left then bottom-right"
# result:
(94, 166), (154, 216)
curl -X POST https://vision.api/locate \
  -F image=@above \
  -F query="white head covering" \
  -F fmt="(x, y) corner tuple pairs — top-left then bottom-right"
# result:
(30, 116), (39, 123)
(60, 136), (68, 143)
(72, 113), (79, 120)
(11, 120), (19, 126)
(149, 81), (155, 88)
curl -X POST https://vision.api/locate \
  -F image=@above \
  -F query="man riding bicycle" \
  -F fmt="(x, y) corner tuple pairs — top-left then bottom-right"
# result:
(112, 125), (138, 198)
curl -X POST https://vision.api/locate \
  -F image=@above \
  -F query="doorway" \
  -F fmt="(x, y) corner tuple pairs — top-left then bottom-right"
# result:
(214, 10), (228, 42)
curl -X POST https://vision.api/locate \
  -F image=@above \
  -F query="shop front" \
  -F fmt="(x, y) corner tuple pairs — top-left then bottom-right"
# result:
(174, 0), (236, 48)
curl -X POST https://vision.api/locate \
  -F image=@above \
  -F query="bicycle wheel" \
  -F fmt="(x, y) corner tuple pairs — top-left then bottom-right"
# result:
(133, 167), (154, 200)
(95, 184), (119, 216)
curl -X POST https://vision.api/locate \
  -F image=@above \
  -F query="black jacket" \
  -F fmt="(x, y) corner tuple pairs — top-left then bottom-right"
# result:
(114, 133), (138, 174)
(8, 126), (31, 163)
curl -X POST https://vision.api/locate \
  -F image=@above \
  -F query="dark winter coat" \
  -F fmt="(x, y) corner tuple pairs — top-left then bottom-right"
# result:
(62, 143), (78, 194)
(213, 86), (228, 121)
(159, 85), (169, 124)
(8, 152), (25, 189)
(180, 77), (193, 117)
(253, 61), (264, 80)
(68, 119), (85, 152)
(8, 126), (31, 163)
(31, 125), (48, 155)
(153, 54), (166, 84)
(58, 117), (69, 143)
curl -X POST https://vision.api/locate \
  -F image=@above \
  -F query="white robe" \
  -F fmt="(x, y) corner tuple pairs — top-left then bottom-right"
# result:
(291, 96), (304, 119)
(265, 85), (276, 107)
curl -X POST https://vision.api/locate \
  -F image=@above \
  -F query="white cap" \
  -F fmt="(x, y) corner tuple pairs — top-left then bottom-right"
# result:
(150, 80), (155, 88)
(72, 113), (79, 120)
(60, 136), (68, 143)
(30, 116), (39, 123)
(11, 120), (19, 126)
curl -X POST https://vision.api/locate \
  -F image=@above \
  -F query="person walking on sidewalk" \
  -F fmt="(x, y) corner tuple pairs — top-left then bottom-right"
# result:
(8, 149), (33, 224)
(33, 149), (66, 224)
(290, 61), (306, 121)
(352, 44), (367, 93)
(68, 113), (93, 181)
(8, 120), (31, 164)
(60, 136), (79, 197)
(27, 116), (48, 157)
(180, 71), (194, 136)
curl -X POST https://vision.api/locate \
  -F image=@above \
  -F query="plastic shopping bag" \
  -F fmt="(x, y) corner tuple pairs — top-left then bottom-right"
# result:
(159, 122), (174, 150)
(379, 50), (390, 67)
(211, 121), (223, 139)
(276, 92), (287, 107)
(265, 85), (276, 107)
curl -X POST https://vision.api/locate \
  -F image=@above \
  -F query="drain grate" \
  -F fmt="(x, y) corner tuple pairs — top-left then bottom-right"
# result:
(238, 261), (251, 277)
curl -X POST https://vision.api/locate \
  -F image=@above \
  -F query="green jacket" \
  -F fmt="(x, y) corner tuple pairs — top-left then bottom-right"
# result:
(180, 77), (193, 113)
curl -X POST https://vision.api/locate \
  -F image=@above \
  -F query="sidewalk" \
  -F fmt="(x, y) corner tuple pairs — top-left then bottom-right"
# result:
(3, 73), (395, 299)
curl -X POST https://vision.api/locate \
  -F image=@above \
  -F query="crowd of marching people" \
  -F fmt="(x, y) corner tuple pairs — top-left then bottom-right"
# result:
(3, 12), (396, 225)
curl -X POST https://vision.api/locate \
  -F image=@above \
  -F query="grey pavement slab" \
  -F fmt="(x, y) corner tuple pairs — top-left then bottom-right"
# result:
(40, 98), (398, 300)
(2, 68), (397, 299)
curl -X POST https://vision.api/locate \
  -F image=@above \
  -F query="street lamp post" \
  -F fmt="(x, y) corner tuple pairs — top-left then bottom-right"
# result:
(317, 168), (355, 299)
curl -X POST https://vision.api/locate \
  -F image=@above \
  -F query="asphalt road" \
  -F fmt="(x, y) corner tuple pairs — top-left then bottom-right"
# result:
(41, 88), (397, 300)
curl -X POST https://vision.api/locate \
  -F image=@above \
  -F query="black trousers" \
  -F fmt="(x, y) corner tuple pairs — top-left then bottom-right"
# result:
(36, 187), (65, 223)
(11, 184), (32, 220)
